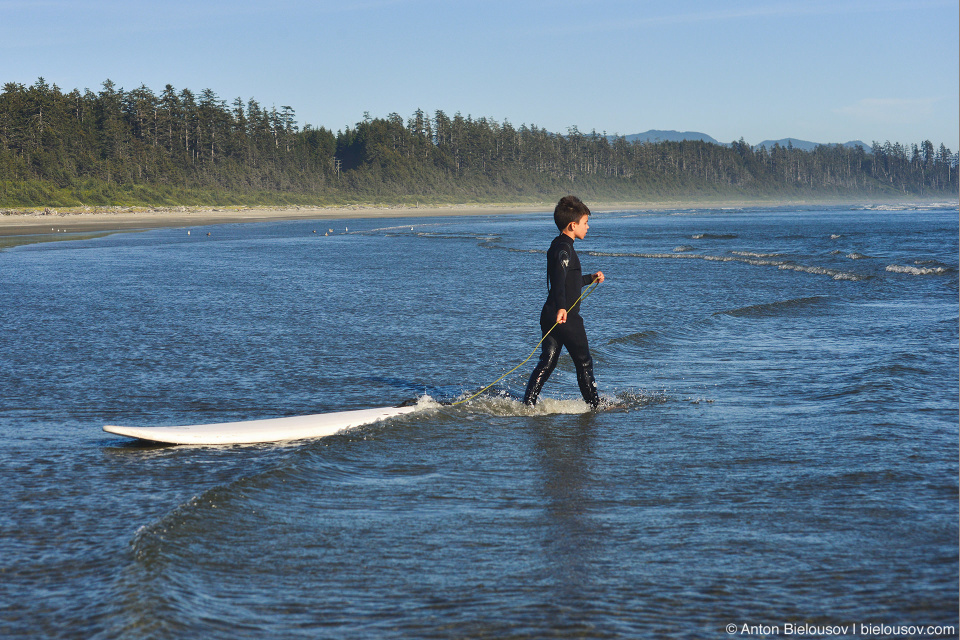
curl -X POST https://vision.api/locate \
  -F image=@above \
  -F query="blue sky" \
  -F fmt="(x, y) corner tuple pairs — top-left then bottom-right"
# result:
(3, 0), (958, 148)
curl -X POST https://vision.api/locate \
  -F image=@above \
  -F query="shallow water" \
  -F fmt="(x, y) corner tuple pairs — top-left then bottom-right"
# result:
(1, 205), (957, 639)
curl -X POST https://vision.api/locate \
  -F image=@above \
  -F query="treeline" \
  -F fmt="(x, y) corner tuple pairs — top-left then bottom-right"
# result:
(0, 78), (956, 207)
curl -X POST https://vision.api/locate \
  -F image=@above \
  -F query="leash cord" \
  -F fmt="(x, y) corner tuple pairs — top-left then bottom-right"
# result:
(449, 280), (600, 407)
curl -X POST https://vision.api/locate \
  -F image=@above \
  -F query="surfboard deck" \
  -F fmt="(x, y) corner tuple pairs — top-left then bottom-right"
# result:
(103, 405), (417, 445)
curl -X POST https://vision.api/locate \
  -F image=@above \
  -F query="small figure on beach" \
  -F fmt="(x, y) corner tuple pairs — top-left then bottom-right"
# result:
(523, 195), (605, 409)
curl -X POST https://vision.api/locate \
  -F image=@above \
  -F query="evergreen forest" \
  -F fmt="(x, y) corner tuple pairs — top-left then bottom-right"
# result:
(1, 79), (957, 208)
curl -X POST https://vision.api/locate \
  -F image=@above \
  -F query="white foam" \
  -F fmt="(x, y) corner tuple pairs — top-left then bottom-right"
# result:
(778, 264), (865, 281)
(861, 202), (957, 211)
(415, 395), (444, 410)
(589, 250), (866, 279)
(455, 394), (589, 416)
(731, 250), (783, 258)
(886, 264), (947, 275)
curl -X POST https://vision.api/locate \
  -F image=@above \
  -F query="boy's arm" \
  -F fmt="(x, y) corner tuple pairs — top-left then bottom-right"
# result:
(548, 247), (571, 311)
(582, 271), (605, 286)
(559, 271), (603, 323)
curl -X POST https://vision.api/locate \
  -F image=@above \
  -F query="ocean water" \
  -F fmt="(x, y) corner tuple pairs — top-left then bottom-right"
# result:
(0, 205), (957, 639)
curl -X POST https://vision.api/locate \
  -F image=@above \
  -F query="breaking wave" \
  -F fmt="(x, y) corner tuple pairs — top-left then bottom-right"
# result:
(691, 233), (738, 240)
(859, 202), (956, 211)
(731, 250), (784, 258)
(886, 264), (948, 275)
(588, 250), (868, 281)
(777, 264), (867, 281)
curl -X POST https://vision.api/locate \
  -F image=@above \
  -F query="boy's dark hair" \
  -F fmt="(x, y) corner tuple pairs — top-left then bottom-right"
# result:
(554, 195), (590, 231)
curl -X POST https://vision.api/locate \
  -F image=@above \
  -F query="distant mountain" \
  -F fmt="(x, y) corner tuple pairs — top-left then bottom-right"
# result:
(754, 138), (870, 151)
(609, 130), (873, 152)
(614, 130), (720, 144)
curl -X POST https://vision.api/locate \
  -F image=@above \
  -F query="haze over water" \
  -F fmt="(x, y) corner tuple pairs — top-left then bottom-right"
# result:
(1, 204), (957, 638)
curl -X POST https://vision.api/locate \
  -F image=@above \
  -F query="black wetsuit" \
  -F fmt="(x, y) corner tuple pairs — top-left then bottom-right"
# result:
(523, 233), (600, 408)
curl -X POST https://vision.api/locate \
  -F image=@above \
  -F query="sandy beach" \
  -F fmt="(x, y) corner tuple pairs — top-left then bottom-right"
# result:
(0, 204), (560, 238)
(1, 198), (946, 239)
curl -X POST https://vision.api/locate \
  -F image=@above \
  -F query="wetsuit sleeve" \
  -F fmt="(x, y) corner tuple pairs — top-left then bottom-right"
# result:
(548, 246), (571, 310)
(581, 273), (594, 287)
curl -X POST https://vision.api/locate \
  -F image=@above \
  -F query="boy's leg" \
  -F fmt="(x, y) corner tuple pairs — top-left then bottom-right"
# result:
(573, 353), (600, 409)
(565, 317), (601, 409)
(523, 334), (561, 406)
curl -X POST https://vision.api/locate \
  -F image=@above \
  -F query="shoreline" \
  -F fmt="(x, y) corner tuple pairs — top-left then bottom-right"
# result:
(0, 204), (551, 237)
(1, 198), (955, 238)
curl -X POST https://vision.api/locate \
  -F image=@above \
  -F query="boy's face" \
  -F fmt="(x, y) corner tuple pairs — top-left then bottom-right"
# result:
(568, 214), (590, 239)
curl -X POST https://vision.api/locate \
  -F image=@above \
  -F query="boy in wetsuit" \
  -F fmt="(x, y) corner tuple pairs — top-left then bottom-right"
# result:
(523, 195), (605, 409)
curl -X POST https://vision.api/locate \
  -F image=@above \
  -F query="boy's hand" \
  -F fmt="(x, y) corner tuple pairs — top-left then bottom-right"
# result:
(556, 309), (568, 324)
(593, 271), (605, 284)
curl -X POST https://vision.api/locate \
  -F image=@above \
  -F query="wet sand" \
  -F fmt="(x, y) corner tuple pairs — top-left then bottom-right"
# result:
(0, 197), (929, 239)
(0, 204), (554, 238)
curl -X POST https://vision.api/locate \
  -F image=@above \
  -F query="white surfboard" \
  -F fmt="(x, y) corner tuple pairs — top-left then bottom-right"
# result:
(104, 405), (417, 445)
